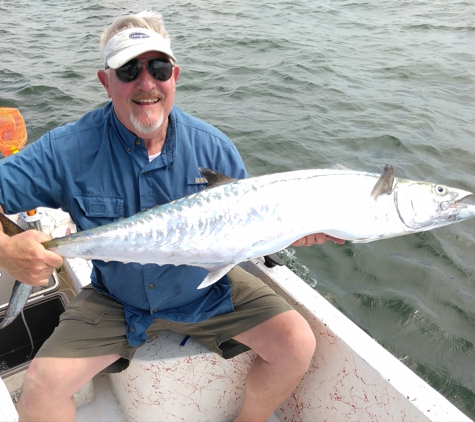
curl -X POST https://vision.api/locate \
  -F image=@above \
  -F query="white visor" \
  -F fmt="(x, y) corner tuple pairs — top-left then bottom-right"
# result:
(103, 28), (177, 69)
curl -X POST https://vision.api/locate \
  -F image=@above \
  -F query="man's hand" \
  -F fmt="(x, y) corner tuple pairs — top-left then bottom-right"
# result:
(0, 227), (63, 286)
(292, 233), (345, 247)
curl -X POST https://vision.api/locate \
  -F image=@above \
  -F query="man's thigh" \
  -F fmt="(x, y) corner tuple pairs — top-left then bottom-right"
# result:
(36, 286), (136, 373)
(150, 266), (295, 359)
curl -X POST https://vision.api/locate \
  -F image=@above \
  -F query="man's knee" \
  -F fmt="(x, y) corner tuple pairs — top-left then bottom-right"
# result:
(22, 358), (66, 396)
(22, 354), (119, 398)
(281, 312), (316, 371)
(248, 310), (316, 371)
(19, 358), (64, 415)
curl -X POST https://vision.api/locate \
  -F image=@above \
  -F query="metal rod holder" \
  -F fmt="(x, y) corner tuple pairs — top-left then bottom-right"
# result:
(19, 210), (43, 232)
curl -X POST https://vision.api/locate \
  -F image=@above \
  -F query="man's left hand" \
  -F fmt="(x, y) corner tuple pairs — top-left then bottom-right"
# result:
(291, 233), (345, 247)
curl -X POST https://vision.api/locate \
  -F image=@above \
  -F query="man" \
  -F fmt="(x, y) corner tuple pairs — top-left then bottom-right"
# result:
(0, 11), (343, 422)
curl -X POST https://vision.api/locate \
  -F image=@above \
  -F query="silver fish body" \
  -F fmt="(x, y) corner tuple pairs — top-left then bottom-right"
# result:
(42, 166), (475, 289)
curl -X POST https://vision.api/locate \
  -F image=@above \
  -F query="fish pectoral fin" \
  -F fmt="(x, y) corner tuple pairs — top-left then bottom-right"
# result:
(370, 164), (395, 199)
(197, 264), (235, 289)
(198, 168), (236, 189)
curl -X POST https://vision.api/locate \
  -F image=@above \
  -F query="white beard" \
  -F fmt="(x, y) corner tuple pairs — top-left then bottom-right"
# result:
(130, 108), (164, 135)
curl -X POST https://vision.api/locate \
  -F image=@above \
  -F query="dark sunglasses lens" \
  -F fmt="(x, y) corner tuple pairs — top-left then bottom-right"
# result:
(147, 59), (173, 81)
(115, 60), (141, 82)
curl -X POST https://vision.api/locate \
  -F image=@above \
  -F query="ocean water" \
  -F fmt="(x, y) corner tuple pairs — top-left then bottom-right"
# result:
(1, 0), (475, 418)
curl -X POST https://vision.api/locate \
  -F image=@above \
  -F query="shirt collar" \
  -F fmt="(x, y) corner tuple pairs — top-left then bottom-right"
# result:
(109, 103), (140, 155)
(140, 106), (177, 170)
(159, 106), (177, 166)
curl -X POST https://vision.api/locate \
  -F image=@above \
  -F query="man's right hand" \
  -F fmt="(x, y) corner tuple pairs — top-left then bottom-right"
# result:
(0, 228), (64, 286)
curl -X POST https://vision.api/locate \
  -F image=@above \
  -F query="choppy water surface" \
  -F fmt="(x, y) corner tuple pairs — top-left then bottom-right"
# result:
(1, 0), (475, 417)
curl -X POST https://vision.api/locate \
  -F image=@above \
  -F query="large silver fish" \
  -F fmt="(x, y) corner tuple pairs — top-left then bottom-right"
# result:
(1, 164), (475, 328)
(43, 165), (475, 289)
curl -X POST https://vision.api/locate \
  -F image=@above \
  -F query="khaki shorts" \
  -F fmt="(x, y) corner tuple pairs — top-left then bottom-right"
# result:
(37, 266), (294, 373)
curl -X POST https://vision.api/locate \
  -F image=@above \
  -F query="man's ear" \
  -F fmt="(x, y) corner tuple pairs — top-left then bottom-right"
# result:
(97, 69), (112, 98)
(172, 65), (180, 93)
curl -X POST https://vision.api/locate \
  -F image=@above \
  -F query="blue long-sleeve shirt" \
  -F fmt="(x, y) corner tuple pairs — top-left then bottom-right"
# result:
(0, 103), (247, 346)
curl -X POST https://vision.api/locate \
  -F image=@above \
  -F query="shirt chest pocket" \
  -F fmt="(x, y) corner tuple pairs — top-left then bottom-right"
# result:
(72, 194), (124, 230)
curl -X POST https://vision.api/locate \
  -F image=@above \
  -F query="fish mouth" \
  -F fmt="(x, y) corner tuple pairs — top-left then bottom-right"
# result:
(451, 192), (475, 208)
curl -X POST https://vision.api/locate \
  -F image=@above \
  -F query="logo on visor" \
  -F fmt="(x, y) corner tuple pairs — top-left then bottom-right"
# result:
(129, 32), (150, 40)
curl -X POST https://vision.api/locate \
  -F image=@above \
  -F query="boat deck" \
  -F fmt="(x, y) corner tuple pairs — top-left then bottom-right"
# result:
(76, 375), (126, 422)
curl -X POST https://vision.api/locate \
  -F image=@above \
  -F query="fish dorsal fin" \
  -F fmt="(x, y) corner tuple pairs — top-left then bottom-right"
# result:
(370, 164), (395, 199)
(198, 167), (236, 189)
(0, 212), (25, 236)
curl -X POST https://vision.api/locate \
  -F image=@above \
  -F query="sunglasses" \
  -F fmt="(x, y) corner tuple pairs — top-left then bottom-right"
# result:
(111, 58), (174, 83)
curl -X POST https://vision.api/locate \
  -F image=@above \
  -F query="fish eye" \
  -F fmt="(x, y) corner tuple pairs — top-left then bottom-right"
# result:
(435, 185), (448, 196)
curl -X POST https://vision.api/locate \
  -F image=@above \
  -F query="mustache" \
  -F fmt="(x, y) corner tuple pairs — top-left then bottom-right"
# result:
(130, 90), (164, 101)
